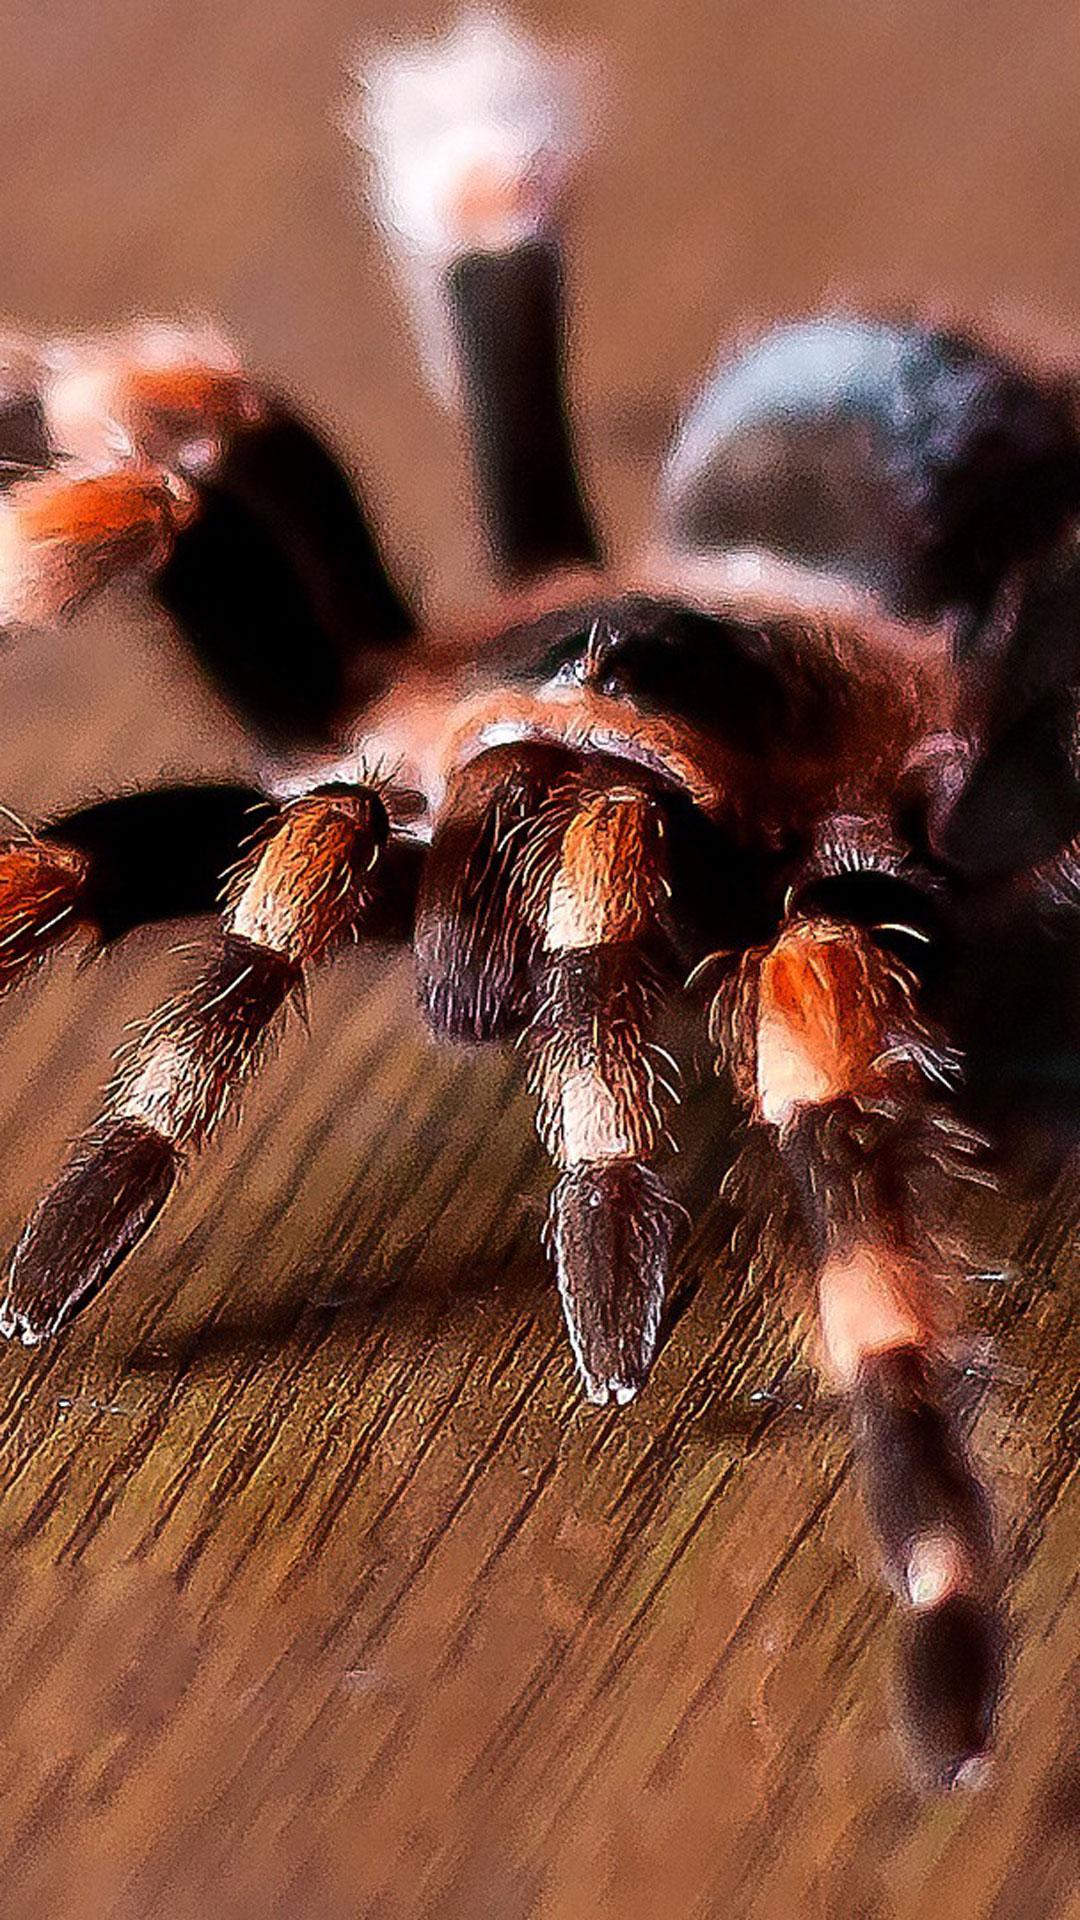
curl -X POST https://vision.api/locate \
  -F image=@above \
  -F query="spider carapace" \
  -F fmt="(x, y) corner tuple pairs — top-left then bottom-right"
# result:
(2, 13), (1079, 1793)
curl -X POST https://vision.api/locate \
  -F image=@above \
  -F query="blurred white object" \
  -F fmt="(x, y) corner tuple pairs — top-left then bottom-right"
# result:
(356, 9), (591, 257)
(350, 10), (597, 395)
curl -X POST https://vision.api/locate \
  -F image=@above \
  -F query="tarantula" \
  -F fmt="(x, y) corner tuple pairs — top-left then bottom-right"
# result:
(1, 12), (1079, 1792)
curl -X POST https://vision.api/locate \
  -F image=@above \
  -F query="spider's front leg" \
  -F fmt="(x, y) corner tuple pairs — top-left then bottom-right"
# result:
(0, 784), (266, 1000)
(523, 769), (682, 1404)
(716, 909), (1002, 1788)
(358, 12), (601, 585)
(1, 784), (407, 1345)
(416, 743), (682, 1405)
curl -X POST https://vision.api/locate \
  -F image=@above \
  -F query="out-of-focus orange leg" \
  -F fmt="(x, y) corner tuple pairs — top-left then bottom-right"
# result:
(0, 462), (194, 628)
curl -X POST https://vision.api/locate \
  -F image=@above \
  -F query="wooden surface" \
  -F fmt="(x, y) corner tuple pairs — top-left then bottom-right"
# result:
(1, 3), (1079, 1915)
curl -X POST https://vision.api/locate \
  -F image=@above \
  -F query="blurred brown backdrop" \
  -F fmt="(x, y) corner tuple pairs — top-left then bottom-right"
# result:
(0, 4), (1077, 1917)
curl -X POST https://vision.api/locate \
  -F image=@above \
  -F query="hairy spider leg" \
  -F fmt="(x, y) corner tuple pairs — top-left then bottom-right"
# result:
(446, 243), (600, 581)
(0, 461), (196, 629)
(521, 768), (681, 1404)
(715, 910), (1002, 1789)
(411, 735), (682, 1399)
(0, 783), (266, 995)
(46, 325), (414, 664)
(359, 10), (601, 582)
(1, 784), (407, 1345)
(155, 396), (416, 747)
(3, 332), (416, 747)
(414, 739), (581, 1042)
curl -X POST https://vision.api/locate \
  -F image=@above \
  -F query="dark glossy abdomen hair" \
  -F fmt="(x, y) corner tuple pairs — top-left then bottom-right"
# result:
(661, 315), (1080, 632)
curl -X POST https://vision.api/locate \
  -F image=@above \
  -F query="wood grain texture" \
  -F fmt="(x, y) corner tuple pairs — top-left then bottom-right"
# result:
(0, 3), (1078, 1915)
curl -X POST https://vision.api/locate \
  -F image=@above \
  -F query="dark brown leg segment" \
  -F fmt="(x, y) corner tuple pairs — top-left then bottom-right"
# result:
(2, 786), (397, 1344)
(414, 740), (579, 1043)
(448, 243), (600, 581)
(157, 405), (416, 749)
(0, 408), (415, 748)
(718, 912), (1002, 1787)
(29, 326), (416, 743)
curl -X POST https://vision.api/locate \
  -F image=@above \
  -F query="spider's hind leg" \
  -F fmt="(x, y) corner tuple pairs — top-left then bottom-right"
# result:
(716, 902), (1003, 1788)
(358, 13), (602, 584)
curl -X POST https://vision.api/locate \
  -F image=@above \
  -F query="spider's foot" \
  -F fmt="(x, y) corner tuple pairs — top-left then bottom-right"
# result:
(898, 1592), (1002, 1792)
(1, 1117), (177, 1344)
(550, 1161), (678, 1411)
(851, 1345), (1004, 1792)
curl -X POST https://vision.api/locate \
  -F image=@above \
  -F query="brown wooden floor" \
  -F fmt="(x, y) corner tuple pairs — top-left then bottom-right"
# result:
(1, 3), (1078, 1915)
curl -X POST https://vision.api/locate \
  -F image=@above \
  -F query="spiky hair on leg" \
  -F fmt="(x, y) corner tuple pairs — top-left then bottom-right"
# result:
(717, 1097), (991, 1375)
(349, 9), (596, 394)
(707, 913), (988, 1358)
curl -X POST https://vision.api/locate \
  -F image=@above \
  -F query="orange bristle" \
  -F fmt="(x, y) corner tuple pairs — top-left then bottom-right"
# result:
(0, 840), (90, 987)
(0, 463), (195, 626)
(114, 361), (264, 469)
(753, 919), (915, 1125)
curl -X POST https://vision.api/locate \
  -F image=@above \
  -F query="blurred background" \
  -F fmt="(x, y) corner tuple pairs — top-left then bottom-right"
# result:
(7, 0), (1080, 800)
(0, 4), (1077, 1917)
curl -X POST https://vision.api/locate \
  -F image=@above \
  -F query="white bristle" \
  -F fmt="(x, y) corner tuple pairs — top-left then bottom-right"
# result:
(353, 11), (592, 263)
(41, 360), (133, 467)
